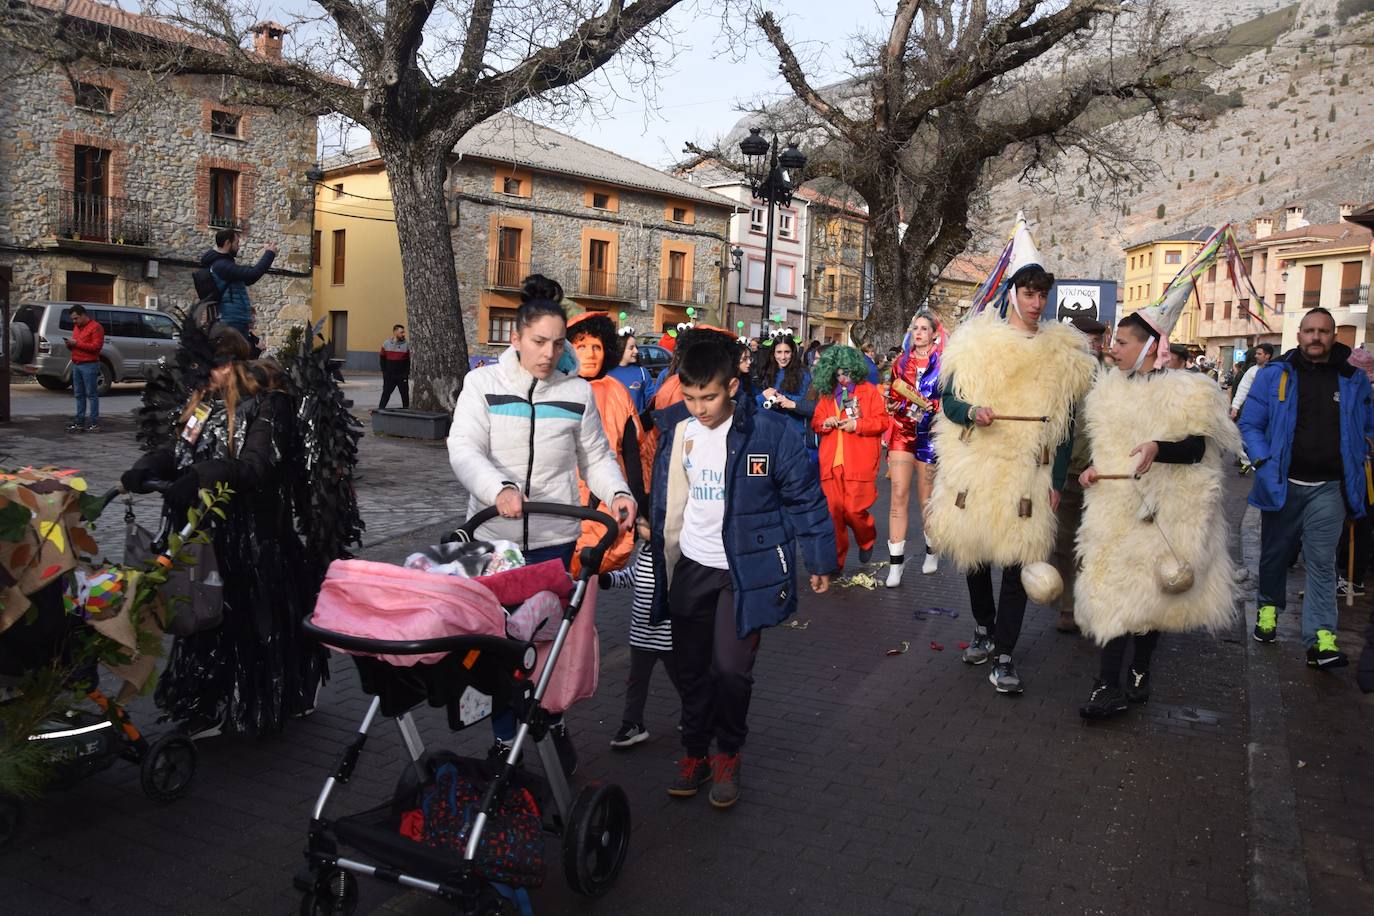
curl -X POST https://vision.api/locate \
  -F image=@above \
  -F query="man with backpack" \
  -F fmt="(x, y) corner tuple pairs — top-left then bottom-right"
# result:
(196, 229), (277, 351)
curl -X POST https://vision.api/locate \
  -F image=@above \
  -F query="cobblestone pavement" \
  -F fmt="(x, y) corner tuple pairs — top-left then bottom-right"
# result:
(2, 389), (1372, 915)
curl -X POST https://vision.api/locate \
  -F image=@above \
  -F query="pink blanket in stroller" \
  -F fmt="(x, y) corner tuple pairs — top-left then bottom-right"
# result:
(312, 558), (600, 713)
(313, 560), (506, 666)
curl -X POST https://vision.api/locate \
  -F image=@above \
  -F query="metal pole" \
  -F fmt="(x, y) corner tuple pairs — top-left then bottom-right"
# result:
(760, 139), (778, 327)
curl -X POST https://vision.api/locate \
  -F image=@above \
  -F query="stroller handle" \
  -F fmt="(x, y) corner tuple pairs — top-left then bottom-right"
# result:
(450, 502), (623, 578)
(300, 619), (526, 660)
(90, 479), (170, 517)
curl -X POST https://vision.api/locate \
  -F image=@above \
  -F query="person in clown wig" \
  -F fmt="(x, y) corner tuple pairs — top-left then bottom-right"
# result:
(1075, 291), (1242, 718)
(811, 346), (888, 570)
(926, 219), (1096, 695)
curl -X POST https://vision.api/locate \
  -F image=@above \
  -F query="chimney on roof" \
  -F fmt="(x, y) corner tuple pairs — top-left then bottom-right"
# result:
(1341, 202), (1356, 219)
(251, 22), (287, 60)
(1284, 205), (1307, 232)
(1254, 216), (1273, 239)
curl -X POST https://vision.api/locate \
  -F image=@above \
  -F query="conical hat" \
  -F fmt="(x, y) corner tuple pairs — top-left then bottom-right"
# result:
(1129, 276), (1195, 370)
(1005, 212), (1044, 287)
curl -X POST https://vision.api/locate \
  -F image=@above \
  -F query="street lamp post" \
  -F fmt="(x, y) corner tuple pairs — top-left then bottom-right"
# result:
(730, 246), (744, 332)
(739, 127), (806, 331)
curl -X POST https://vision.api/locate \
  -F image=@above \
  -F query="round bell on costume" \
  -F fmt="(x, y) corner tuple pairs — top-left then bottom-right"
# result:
(1155, 556), (1195, 594)
(1020, 562), (1063, 605)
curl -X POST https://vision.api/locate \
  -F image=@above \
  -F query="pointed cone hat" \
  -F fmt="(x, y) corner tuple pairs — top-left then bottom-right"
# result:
(998, 213), (1046, 319)
(1005, 212), (1044, 287)
(1126, 277), (1194, 370)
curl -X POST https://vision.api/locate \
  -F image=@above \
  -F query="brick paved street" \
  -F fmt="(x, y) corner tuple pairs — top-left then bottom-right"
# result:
(2, 383), (1372, 915)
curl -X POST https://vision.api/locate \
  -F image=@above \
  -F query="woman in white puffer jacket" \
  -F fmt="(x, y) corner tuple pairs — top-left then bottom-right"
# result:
(447, 276), (636, 774)
(448, 279), (636, 556)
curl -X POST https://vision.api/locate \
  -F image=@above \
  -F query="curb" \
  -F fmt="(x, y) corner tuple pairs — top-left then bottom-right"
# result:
(1240, 504), (1310, 915)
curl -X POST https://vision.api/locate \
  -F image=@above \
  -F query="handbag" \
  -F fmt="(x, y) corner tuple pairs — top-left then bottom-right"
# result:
(123, 510), (224, 636)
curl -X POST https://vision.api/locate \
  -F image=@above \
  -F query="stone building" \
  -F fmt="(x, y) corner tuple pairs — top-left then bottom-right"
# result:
(0, 1), (316, 343)
(312, 114), (736, 367)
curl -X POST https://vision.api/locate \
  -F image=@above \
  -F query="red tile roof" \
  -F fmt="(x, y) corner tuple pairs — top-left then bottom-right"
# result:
(1282, 224), (1373, 258)
(940, 253), (1001, 284)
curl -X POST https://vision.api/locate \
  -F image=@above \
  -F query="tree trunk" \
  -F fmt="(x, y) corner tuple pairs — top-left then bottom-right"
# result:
(380, 143), (470, 411)
(861, 182), (934, 350)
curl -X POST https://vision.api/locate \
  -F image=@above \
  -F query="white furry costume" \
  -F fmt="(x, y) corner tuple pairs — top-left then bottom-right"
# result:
(1073, 369), (1243, 644)
(926, 313), (1096, 570)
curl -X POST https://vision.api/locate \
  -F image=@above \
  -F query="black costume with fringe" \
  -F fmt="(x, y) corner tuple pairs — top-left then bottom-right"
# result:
(131, 313), (363, 735)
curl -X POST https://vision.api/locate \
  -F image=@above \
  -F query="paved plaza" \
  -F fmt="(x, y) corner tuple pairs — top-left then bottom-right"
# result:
(2, 379), (1372, 915)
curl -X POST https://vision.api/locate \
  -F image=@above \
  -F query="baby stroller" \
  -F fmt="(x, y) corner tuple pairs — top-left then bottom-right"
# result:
(298, 503), (630, 915)
(0, 483), (198, 849)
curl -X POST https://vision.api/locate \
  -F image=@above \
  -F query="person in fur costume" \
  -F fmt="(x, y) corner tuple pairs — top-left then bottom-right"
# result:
(928, 258), (1096, 695)
(1074, 310), (1242, 718)
(568, 312), (648, 575)
(811, 346), (888, 569)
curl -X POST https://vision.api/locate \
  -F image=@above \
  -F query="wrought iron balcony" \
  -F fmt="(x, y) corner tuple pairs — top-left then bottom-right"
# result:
(1340, 285), (1370, 308)
(658, 277), (710, 305)
(576, 269), (640, 301)
(48, 189), (152, 246)
(1302, 289), (1322, 309)
(487, 258), (532, 291)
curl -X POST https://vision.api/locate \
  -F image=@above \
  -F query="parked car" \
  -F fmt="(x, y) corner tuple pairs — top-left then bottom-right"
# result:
(635, 343), (672, 378)
(8, 301), (182, 396)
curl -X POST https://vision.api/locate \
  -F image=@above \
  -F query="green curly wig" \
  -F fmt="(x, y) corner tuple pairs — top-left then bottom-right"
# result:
(812, 345), (869, 394)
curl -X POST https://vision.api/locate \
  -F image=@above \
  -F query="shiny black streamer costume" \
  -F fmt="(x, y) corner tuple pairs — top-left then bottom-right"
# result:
(133, 317), (363, 735)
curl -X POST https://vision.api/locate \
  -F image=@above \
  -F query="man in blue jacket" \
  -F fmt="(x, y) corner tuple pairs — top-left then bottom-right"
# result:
(650, 332), (836, 809)
(199, 228), (277, 343)
(1239, 308), (1374, 668)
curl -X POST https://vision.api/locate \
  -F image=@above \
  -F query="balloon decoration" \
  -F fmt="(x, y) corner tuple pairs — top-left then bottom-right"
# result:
(686, 307), (696, 318)
(618, 311), (628, 321)
(737, 321), (745, 329)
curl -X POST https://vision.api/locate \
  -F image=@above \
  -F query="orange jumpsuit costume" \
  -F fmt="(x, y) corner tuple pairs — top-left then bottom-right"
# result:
(812, 381), (887, 569)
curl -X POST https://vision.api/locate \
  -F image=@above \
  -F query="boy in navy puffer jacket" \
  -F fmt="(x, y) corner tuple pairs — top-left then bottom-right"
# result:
(650, 333), (836, 810)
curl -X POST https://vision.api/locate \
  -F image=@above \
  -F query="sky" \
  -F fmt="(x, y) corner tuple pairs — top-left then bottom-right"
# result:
(138, 0), (888, 168)
(548, 1), (888, 167)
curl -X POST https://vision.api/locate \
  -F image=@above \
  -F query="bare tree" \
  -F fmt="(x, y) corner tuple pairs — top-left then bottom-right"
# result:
(749, 0), (1214, 344)
(3, 0), (687, 408)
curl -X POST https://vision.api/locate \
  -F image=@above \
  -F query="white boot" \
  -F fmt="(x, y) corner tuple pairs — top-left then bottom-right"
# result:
(922, 545), (939, 575)
(886, 540), (906, 588)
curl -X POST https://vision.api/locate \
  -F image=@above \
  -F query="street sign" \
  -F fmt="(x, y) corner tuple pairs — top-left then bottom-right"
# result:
(1047, 280), (1117, 327)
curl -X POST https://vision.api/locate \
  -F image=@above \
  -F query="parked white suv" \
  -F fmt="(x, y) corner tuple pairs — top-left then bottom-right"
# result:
(8, 301), (182, 395)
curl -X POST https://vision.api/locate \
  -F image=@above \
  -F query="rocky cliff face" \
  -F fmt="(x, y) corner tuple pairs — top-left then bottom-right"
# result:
(978, 0), (1374, 277)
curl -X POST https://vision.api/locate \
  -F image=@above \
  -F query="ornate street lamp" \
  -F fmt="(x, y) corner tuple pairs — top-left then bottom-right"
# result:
(739, 127), (806, 326)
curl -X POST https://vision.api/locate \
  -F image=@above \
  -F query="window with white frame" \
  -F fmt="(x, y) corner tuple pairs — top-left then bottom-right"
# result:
(778, 211), (795, 240)
(749, 207), (765, 233)
(777, 262), (796, 295)
(746, 258), (765, 290)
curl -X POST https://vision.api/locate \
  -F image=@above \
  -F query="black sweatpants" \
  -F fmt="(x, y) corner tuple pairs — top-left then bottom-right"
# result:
(967, 563), (1028, 655)
(621, 647), (680, 727)
(1099, 631), (1161, 683)
(668, 557), (759, 757)
(379, 374), (409, 409)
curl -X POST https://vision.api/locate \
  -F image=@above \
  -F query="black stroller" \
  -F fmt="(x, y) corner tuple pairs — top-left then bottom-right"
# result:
(298, 504), (631, 915)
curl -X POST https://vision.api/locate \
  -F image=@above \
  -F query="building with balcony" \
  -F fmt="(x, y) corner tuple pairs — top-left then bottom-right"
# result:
(1120, 226), (1215, 346)
(1275, 219), (1372, 353)
(1192, 208), (1346, 370)
(0, 3), (316, 342)
(676, 160), (809, 338)
(797, 186), (870, 345)
(312, 114), (733, 366)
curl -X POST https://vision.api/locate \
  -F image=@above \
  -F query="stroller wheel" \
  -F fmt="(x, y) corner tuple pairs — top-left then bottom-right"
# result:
(140, 733), (198, 802)
(0, 796), (21, 850)
(561, 781), (631, 897)
(300, 869), (358, 916)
